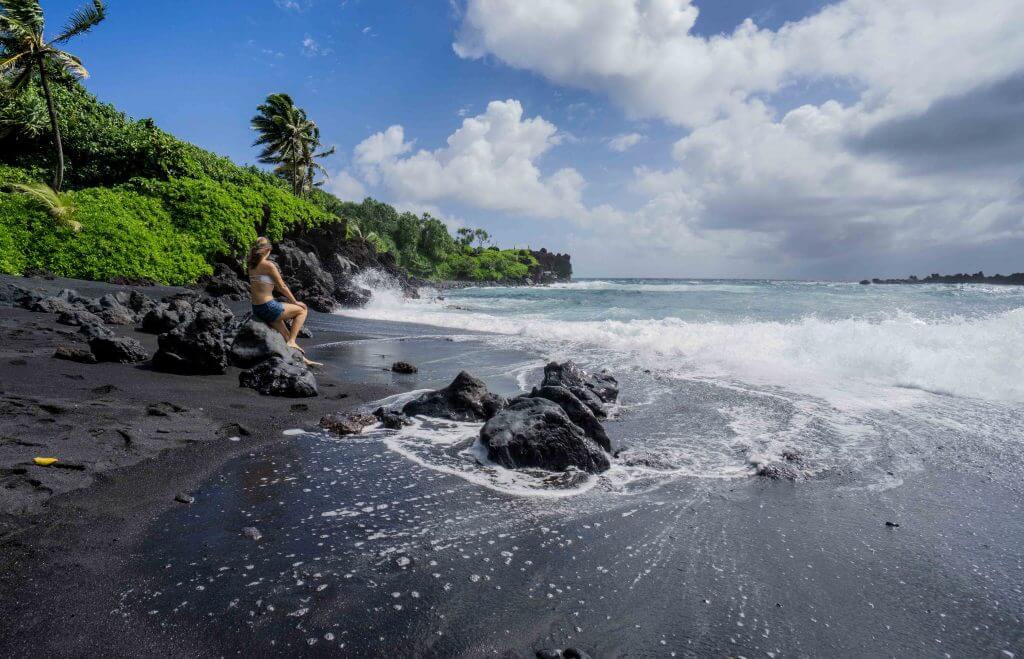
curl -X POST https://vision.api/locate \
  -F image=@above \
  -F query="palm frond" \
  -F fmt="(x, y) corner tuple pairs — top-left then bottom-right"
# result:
(8, 182), (81, 231)
(0, 0), (45, 36)
(49, 48), (88, 78)
(0, 50), (29, 73)
(51, 0), (105, 44)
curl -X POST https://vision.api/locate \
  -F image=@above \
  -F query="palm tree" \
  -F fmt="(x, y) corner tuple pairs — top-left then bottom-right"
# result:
(0, 0), (107, 191)
(251, 93), (333, 196)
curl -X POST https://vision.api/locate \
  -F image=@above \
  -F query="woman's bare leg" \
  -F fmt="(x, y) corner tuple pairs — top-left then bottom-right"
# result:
(278, 303), (308, 348)
(275, 303), (319, 366)
(270, 317), (290, 342)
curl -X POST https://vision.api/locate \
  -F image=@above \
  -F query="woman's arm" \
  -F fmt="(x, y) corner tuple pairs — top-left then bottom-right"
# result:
(268, 263), (305, 307)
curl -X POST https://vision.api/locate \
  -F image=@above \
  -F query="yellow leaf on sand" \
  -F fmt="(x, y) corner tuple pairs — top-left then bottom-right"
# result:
(33, 457), (58, 466)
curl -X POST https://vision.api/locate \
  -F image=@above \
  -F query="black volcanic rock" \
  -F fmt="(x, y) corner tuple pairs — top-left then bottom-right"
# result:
(480, 397), (610, 474)
(240, 356), (318, 397)
(273, 242), (337, 312)
(140, 298), (195, 334)
(524, 384), (612, 452)
(529, 248), (572, 283)
(321, 412), (379, 435)
(53, 345), (97, 364)
(374, 407), (412, 429)
(282, 225), (421, 303)
(756, 462), (801, 480)
(152, 302), (233, 375)
(541, 361), (618, 417)
(201, 263), (249, 299)
(89, 335), (148, 363)
(402, 371), (506, 421)
(229, 319), (299, 368)
(57, 308), (103, 327)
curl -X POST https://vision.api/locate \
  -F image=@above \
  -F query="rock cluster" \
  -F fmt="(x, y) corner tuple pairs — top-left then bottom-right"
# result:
(540, 360), (619, 418)
(17, 287), (155, 328)
(400, 363), (619, 474)
(12, 283), (317, 398)
(199, 263), (249, 299)
(481, 397), (610, 473)
(15, 287), (152, 363)
(401, 371), (506, 421)
(152, 299), (234, 375)
(140, 295), (197, 334)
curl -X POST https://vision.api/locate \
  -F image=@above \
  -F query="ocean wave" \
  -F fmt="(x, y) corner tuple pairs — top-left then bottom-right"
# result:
(340, 275), (1024, 404)
(546, 280), (755, 293)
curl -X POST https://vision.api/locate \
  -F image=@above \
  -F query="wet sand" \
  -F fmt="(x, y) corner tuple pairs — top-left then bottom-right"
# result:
(1, 276), (1022, 657)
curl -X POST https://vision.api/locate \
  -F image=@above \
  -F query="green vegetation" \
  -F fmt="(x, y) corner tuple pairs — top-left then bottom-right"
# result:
(0, 0), (108, 190)
(0, 4), (537, 284)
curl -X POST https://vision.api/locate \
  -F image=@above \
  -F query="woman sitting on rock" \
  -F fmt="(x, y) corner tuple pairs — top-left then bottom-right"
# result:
(247, 237), (320, 366)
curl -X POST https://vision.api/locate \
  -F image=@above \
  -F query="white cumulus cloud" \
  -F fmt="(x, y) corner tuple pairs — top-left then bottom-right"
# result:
(454, 0), (1024, 127)
(448, 0), (1024, 276)
(325, 170), (366, 201)
(353, 99), (593, 220)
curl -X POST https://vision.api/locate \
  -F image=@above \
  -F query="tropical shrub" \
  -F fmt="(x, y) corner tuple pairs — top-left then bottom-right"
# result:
(0, 187), (210, 283)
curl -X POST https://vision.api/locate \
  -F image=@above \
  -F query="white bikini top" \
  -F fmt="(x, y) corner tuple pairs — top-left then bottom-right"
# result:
(250, 273), (274, 285)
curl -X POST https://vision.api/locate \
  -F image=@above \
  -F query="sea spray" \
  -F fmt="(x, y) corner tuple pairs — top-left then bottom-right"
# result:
(336, 278), (1024, 493)
(341, 278), (1024, 404)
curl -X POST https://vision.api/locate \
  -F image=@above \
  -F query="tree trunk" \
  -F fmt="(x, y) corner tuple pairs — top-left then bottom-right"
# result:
(38, 60), (65, 192)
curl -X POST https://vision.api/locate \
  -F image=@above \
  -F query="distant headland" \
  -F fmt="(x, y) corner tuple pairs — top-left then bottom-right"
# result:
(859, 271), (1024, 285)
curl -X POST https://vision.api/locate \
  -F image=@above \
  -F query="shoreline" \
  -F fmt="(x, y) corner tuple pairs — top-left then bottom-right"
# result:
(2, 275), (1023, 657)
(0, 275), (411, 653)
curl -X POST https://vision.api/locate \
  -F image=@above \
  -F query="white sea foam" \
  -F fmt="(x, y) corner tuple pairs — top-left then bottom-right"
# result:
(333, 274), (1024, 496)
(339, 277), (1024, 404)
(377, 417), (600, 498)
(547, 280), (755, 293)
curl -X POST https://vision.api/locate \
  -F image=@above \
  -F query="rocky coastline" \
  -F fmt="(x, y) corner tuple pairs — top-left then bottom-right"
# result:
(195, 232), (574, 315)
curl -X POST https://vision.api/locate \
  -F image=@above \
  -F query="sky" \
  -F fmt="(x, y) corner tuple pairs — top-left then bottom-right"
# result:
(40, 0), (1024, 279)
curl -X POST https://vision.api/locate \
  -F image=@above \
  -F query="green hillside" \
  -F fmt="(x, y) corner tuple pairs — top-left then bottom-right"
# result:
(0, 80), (537, 284)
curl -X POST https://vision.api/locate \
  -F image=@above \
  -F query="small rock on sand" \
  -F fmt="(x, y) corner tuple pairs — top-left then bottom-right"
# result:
(53, 345), (97, 364)
(243, 526), (262, 541)
(147, 402), (185, 416)
(174, 493), (195, 504)
(320, 412), (378, 436)
(391, 361), (418, 374)
(88, 335), (149, 364)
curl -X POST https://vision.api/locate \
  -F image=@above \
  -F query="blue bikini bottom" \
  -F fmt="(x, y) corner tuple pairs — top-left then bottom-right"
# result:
(252, 299), (285, 324)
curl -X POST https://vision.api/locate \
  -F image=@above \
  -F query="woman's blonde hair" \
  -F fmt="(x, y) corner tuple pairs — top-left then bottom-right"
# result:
(247, 236), (271, 270)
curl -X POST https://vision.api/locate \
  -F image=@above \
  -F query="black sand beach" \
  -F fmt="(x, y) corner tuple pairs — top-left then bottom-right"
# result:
(1, 276), (1022, 657)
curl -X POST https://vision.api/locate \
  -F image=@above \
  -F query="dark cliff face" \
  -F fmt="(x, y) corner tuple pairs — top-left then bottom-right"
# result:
(530, 249), (572, 283)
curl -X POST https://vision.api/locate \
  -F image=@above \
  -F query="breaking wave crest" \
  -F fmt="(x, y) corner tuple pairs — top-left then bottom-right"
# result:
(339, 275), (1024, 404)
